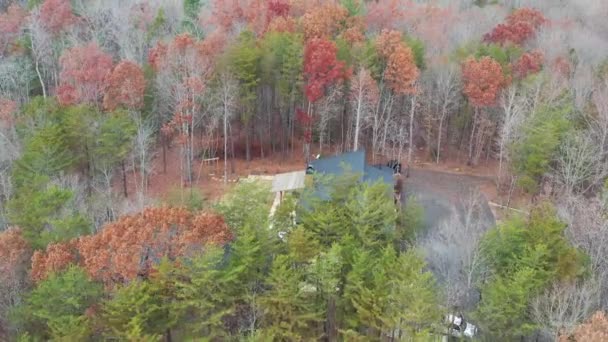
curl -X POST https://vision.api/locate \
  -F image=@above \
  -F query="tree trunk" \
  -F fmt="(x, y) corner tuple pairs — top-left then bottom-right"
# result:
(229, 122), (236, 174)
(408, 94), (417, 165)
(245, 121), (251, 162)
(224, 102), (228, 183)
(327, 296), (337, 342)
(353, 77), (363, 151)
(436, 107), (446, 164)
(468, 107), (479, 165)
(121, 160), (128, 198)
(162, 135), (167, 174)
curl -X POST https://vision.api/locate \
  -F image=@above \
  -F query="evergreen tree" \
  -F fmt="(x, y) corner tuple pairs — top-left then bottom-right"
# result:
(102, 279), (167, 341)
(259, 255), (320, 340)
(172, 248), (236, 339)
(14, 266), (102, 340)
(346, 181), (397, 251)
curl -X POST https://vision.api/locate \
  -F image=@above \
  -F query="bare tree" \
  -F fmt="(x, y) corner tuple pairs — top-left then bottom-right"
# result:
(421, 188), (492, 311)
(407, 86), (420, 165)
(316, 84), (343, 152)
(497, 84), (528, 184)
(429, 64), (460, 164)
(591, 79), (608, 159)
(350, 67), (379, 152)
(214, 72), (238, 183)
(532, 280), (600, 340)
(558, 196), (608, 310)
(130, 114), (155, 208)
(551, 132), (608, 195)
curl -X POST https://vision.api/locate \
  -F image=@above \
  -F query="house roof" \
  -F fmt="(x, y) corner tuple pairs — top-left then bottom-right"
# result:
(309, 150), (366, 175)
(309, 150), (393, 185)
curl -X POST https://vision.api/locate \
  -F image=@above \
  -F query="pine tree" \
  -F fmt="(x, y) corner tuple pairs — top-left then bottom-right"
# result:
(101, 279), (167, 341)
(259, 255), (320, 340)
(172, 248), (235, 339)
(16, 266), (102, 340)
(346, 181), (397, 251)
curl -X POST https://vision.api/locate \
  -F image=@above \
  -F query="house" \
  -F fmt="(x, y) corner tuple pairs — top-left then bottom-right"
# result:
(269, 150), (400, 219)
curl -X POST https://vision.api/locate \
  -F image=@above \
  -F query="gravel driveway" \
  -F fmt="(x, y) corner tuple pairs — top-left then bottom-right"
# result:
(403, 168), (496, 232)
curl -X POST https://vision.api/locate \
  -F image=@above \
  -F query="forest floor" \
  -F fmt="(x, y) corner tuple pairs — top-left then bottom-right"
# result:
(117, 142), (530, 222)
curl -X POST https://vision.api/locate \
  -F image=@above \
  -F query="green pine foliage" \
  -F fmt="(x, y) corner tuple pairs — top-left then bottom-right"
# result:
(511, 103), (571, 192)
(475, 203), (587, 339)
(13, 266), (102, 341)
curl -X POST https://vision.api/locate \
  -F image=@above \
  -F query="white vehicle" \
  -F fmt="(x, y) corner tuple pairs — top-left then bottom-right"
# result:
(445, 314), (478, 338)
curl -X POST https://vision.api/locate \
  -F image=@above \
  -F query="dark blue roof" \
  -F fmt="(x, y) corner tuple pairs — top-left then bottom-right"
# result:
(309, 150), (393, 185)
(310, 150), (366, 175)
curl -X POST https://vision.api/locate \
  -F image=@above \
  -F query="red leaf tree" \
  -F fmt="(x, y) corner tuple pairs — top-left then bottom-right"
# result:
(57, 43), (114, 106)
(31, 207), (232, 285)
(40, 0), (76, 34)
(0, 4), (26, 55)
(512, 50), (544, 79)
(103, 60), (146, 111)
(302, 37), (348, 159)
(0, 98), (17, 126)
(304, 38), (348, 103)
(484, 7), (546, 46)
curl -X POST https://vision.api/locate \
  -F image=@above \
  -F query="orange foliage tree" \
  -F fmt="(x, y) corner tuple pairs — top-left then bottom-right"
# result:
(560, 311), (608, 341)
(301, 4), (349, 40)
(462, 56), (505, 107)
(0, 228), (32, 338)
(0, 228), (31, 279)
(462, 56), (506, 164)
(385, 44), (419, 95)
(31, 207), (232, 285)
(375, 30), (419, 95)
(103, 60), (146, 111)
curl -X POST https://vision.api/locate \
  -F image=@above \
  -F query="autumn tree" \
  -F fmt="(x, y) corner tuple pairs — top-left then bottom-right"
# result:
(39, 0), (76, 34)
(560, 311), (608, 342)
(0, 4), (26, 56)
(301, 4), (353, 40)
(150, 33), (214, 183)
(103, 60), (146, 111)
(57, 43), (114, 106)
(484, 7), (546, 46)
(461, 56), (505, 165)
(512, 50), (544, 80)
(0, 228), (31, 339)
(31, 207), (232, 285)
(303, 37), (348, 159)
(375, 29), (420, 163)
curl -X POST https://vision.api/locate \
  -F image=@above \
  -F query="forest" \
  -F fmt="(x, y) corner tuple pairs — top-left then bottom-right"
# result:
(1, 0), (608, 340)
